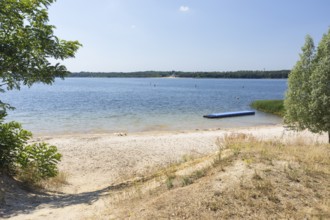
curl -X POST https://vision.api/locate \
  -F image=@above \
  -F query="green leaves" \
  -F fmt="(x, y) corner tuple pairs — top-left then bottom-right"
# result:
(285, 28), (330, 142)
(0, 120), (62, 183)
(17, 143), (62, 182)
(0, 121), (32, 173)
(0, 0), (81, 111)
(309, 29), (330, 135)
(284, 35), (315, 131)
(0, 0), (67, 183)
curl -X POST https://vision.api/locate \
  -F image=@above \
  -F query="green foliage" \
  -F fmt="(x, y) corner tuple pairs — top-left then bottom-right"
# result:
(0, 120), (62, 183)
(0, 0), (81, 111)
(285, 29), (330, 142)
(250, 100), (284, 117)
(0, 121), (32, 174)
(284, 35), (315, 130)
(17, 143), (62, 183)
(0, 0), (76, 182)
(309, 29), (330, 136)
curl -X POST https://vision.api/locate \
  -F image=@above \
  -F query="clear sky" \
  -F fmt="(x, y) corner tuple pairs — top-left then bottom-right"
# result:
(48, 0), (330, 72)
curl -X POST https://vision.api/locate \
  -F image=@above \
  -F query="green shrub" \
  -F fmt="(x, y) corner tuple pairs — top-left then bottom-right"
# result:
(0, 121), (32, 174)
(17, 143), (62, 183)
(250, 100), (284, 117)
(0, 118), (62, 185)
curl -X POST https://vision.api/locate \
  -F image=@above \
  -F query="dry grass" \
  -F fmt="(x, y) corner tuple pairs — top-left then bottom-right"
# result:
(208, 133), (330, 219)
(222, 133), (330, 175)
(15, 171), (69, 191)
(40, 172), (69, 190)
(100, 133), (330, 219)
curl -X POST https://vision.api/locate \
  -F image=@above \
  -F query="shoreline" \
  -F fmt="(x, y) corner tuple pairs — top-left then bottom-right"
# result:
(34, 124), (327, 144)
(32, 122), (283, 138)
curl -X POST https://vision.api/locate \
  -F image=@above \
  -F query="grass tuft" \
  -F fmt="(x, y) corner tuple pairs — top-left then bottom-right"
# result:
(40, 172), (69, 190)
(165, 174), (176, 190)
(181, 176), (193, 186)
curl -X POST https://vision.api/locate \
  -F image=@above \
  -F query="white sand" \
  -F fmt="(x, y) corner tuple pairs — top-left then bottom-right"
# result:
(35, 125), (326, 194)
(4, 125), (328, 219)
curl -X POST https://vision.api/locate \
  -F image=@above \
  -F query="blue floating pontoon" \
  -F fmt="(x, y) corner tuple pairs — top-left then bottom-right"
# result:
(203, 110), (255, 119)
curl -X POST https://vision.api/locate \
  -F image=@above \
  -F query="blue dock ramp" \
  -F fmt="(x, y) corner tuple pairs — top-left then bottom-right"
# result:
(203, 110), (255, 119)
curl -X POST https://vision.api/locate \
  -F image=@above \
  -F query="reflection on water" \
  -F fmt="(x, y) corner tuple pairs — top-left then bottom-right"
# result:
(2, 78), (286, 134)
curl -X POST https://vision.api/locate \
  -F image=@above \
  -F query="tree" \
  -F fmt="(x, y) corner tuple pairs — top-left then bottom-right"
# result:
(285, 30), (330, 143)
(0, 0), (81, 180)
(284, 35), (315, 130)
(309, 29), (330, 143)
(0, 0), (81, 110)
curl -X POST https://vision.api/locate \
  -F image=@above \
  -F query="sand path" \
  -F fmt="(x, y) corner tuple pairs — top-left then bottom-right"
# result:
(2, 125), (327, 219)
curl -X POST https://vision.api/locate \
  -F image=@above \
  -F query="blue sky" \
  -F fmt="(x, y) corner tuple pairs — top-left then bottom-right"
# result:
(48, 0), (330, 72)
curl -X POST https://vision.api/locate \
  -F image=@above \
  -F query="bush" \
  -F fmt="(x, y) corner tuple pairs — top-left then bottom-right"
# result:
(17, 143), (62, 184)
(0, 121), (32, 174)
(0, 119), (62, 185)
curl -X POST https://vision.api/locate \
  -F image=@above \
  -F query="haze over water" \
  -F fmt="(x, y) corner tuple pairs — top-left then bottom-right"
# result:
(3, 78), (286, 135)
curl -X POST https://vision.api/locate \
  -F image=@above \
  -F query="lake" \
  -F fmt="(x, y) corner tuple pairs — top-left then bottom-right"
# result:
(2, 78), (287, 134)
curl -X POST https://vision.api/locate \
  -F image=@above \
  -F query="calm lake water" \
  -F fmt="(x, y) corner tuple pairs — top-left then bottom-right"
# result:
(2, 78), (287, 134)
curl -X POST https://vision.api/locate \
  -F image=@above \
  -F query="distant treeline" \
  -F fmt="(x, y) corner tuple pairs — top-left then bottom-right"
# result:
(69, 70), (290, 79)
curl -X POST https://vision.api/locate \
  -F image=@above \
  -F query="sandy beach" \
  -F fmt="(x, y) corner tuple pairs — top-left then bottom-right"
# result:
(2, 125), (328, 219)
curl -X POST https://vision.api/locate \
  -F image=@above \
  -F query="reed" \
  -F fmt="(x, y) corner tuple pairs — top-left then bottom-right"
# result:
(250, 99), (284, 116)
